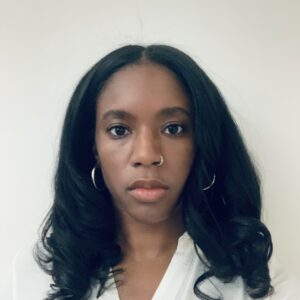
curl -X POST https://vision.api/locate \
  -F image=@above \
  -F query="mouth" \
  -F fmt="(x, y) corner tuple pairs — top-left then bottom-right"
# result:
(128, 188), (169, 202)
(127, 178), (169, 190)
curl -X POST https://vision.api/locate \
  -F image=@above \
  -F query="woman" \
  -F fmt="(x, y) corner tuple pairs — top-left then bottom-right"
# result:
(33, 44), (299, 300)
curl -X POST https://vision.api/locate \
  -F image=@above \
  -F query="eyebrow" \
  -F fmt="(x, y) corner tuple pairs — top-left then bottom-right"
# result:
(100, 106), (191, 122)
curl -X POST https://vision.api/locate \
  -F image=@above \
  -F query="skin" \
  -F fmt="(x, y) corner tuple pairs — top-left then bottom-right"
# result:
(95, 61), (195, 300)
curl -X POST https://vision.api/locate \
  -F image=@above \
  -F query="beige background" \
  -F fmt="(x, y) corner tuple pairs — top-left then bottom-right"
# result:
(1, 0), (299, 298)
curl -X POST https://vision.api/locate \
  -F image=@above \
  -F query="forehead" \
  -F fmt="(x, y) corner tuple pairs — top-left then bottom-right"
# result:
(96, 63), (191, 120)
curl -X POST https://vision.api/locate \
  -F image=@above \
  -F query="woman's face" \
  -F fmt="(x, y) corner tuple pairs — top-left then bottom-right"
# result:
(95, 62), (195, 225)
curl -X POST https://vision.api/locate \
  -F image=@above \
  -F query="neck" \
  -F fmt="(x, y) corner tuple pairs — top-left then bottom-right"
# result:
(116, 206), (185, 261)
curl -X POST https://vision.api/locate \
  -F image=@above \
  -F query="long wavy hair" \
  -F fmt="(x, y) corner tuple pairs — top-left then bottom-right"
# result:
(34, 44), (273, 300)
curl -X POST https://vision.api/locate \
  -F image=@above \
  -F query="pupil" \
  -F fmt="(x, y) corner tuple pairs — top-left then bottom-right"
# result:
(116, 127), (125, 135)
(169, 124), (178, 134)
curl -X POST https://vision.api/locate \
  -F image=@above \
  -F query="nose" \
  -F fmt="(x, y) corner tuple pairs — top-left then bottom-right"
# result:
(131, 129), (162, 168)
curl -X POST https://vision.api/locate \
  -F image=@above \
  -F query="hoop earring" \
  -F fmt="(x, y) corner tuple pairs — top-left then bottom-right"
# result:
(91, 165), (106, 191)
(202, 174), (216, 191)
(157, 155), (164, 167)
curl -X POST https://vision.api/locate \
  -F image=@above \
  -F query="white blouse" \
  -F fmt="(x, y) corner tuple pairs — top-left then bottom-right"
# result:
(13, 232), (300, 300)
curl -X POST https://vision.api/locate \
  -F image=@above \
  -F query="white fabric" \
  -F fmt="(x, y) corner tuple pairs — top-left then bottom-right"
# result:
(13, 232), (300, 300)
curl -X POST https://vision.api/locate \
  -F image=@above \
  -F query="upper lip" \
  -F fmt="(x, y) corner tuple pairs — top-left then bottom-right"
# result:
(128, 179), (169, 190)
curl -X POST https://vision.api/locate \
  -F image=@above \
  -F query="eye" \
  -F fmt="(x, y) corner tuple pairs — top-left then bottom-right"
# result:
(107, 125), (130, 138)
(106, 123), (186, 139)
(163, 123), (185, 136)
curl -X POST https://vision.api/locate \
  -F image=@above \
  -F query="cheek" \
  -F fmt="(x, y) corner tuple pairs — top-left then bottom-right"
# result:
(95, 137), (128, 187)
(172, 142), (195, 169)
(166, 143), (195, 189)
(184, 143), (195, 162)
(96, 132), (127, 163)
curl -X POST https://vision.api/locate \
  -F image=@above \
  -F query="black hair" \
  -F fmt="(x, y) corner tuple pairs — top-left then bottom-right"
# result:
(34, 44), (273, 300)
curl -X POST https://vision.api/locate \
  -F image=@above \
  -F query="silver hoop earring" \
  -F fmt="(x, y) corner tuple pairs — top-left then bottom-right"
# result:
(203, 174), (216, 191)
(91, 165), (106, 191)
(91, 166), (98, 189)
(157, 155), (164, 167)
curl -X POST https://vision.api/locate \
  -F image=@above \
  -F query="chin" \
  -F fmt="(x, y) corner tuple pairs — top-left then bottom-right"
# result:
(129, 208), (175, 225)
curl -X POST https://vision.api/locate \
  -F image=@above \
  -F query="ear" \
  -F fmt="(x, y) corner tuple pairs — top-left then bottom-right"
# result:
(92, 144), (100, 165)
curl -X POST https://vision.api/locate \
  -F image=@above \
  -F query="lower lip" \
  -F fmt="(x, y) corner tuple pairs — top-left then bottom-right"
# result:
(128, 188), (168, 202)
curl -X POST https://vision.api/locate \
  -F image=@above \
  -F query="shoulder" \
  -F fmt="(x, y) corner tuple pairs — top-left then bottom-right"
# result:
(206, 254), (300, 300)
(189, 234), (300, 300)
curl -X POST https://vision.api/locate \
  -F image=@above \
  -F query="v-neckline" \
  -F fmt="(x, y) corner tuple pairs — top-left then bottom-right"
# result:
(101, 231), (194, 300)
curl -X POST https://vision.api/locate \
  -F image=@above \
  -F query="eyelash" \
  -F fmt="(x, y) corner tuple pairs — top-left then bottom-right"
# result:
(106, 123), (187, 139)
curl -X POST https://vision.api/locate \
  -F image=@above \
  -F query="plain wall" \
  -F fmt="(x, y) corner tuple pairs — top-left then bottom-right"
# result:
(1, 0), (299, 298)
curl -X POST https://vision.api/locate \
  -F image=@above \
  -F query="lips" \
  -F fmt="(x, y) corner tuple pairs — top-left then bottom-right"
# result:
(128, 188), (168, 202)
(127, 179), (169, 191)
(127, 179), (169, 202)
